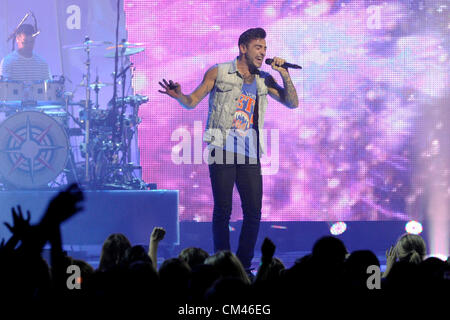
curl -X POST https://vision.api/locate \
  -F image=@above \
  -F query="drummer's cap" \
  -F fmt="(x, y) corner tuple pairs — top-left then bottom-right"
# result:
(16, 24), (35, 37)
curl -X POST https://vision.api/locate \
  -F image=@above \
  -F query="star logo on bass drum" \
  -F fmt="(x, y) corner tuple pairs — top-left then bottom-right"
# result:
(0, 112), (68, 188)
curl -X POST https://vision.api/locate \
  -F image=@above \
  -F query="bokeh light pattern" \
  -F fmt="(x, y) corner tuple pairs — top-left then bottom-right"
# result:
(124, 0), (450, 222)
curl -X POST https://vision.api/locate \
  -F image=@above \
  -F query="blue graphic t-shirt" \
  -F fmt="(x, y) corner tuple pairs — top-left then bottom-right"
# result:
(224, 79), (258, 158)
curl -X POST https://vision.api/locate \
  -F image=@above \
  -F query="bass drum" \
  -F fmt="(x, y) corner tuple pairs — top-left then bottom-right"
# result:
(0, 111), (69, 188)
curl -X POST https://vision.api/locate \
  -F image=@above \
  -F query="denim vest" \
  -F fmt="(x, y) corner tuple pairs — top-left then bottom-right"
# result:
(204, 58), (269, 156)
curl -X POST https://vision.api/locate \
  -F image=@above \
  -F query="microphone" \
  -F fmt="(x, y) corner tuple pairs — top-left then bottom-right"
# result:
(31, 12), (40, 37)
(265, 58), (302, 69)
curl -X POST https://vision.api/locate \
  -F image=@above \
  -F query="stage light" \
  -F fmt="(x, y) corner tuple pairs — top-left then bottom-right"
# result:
(330, 222), (347, 235)
(405, 220), (423, 235)
(270, 225), (287, 230)
(428, 254), (447, 261)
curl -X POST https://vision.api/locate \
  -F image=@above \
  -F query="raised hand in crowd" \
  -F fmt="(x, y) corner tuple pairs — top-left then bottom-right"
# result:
(4, 205), (31, 239)
(151, 227), (166, 243)
(40, 183), (84, 229)
(383, 245), (397, 278)
(255, 237), (276, 283)
(41, 184), (85, 293)
(261, 237), (276, 264)
(148, 226), (166, 271)
(3, 206), (32, 250)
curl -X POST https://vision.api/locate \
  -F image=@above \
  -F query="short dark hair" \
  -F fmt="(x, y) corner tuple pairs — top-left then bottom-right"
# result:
(16, 24), (35, 36)
(238, 27), (266, 47)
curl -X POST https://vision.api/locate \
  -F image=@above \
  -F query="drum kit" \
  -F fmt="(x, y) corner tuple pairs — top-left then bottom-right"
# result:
(0, 38), (148, 190)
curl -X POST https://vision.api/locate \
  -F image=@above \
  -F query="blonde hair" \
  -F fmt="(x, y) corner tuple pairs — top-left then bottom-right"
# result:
(395, 234), (426, 264)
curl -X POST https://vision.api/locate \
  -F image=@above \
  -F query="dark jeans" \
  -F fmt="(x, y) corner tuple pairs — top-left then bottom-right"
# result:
(208, 149), (262, 270)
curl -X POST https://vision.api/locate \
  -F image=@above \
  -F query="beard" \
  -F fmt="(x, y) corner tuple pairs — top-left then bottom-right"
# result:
(244, 52), (259, 72)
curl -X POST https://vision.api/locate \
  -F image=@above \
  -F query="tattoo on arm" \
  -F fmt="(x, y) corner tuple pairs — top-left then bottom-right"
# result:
(267, 73), (299, 108)
(279, 72), (299, 108)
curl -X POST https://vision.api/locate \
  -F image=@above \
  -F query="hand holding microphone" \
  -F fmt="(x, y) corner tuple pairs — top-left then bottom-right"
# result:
(265, 57), (302, 70)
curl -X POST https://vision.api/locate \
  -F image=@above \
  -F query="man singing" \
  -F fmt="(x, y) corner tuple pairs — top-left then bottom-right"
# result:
(159, 27), (299, 272)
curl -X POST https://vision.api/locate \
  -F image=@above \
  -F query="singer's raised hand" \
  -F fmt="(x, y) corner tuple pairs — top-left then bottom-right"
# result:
(158, 78), (182, 99)
(158, 66), (217, 110)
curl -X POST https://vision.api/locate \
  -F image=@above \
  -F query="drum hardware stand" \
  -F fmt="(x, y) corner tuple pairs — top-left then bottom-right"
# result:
(63, 92), (80, 186)
(118, 58), (132, 167)
(93, 69), (101, 109)
(57, 33), (149, 190)
(64, 143), (81, 185)
(83, 36), (92, 185)
(104, 40), (135, 188)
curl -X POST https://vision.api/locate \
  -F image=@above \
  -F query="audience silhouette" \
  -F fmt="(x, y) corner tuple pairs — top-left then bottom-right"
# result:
(0, 184), (448, 314)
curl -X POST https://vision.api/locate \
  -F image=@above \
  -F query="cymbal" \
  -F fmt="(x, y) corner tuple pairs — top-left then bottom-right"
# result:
(104, 47), (144, 58)
(63, 40), (113, 50)
(106, 42), (144, 50)
(89, 82), (113, 89)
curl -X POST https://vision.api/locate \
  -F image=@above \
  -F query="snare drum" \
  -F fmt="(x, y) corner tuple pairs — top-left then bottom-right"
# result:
(31, 79), (65, 102)
(0, 80), (23, 101)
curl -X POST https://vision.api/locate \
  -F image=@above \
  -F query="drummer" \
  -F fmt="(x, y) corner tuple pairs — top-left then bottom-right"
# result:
(0, 23), (51, 81)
